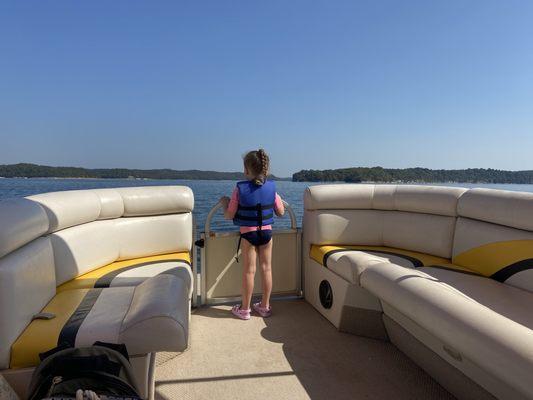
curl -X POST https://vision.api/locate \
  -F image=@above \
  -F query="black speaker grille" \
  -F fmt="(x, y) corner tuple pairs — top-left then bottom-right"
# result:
(319, 280), (333, 309)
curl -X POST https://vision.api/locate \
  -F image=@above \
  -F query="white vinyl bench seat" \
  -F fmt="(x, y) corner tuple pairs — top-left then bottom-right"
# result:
(0, 186), (195, 399)
(310, 244), (452, 284)
(10, 274), (190, 369)
(303, 184), (533, 399)
(361, 262), (533, 399)
(57, 252), (192, 294)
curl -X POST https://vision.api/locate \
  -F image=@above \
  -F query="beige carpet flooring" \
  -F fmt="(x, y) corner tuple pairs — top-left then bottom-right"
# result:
(155, 300), (454, 400)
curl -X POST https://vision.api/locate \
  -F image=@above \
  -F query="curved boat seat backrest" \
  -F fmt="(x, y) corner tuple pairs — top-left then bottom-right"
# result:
(454, 188), (533, 292)
(304, 184), (533, 293)
(50, 213), (193, 285)
(303, 184), (467, 259)
(26, 186), (194, 233)
(0, 198), (50, 259)
(0, 186), (194, 369)
(28, 186), (194, 285)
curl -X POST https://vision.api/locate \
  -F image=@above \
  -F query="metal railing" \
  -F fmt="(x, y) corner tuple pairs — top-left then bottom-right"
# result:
(198, 199), (300, 305)
(204, 199), (297, 235)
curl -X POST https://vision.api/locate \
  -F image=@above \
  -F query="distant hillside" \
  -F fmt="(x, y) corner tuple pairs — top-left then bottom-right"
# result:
(292, 167), (533, 184)
(0, 163), (289, 181)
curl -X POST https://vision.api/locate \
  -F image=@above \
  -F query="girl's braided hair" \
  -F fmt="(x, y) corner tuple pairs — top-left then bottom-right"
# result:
(243, 148), (270, 185)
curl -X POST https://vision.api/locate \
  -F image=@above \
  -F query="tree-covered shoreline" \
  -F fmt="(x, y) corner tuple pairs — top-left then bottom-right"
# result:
(3, 163), (533, 184)
(0, 163), (289, 181)
(292, 167), (533, 184)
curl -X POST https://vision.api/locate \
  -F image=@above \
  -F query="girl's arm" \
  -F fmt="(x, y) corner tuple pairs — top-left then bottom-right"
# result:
(274, 193), (285, 217)
(220, 188), (239, 220)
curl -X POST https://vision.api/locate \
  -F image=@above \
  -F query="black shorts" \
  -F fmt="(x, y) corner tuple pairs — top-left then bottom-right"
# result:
(241, 229), (273, 247)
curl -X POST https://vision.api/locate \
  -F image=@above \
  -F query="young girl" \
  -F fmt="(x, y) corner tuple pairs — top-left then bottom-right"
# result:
(220, 149), (285, 320)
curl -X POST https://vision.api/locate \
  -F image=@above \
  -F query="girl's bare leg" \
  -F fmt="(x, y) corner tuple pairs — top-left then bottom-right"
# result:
(258, 239), (273, 308)
(241, 239), (257, 310)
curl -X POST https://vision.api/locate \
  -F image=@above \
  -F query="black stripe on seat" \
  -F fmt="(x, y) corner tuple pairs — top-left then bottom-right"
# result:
(94, 259), (191, 288)
(491, 259), (533, 282)
(322, 248), (424, 269)
(237, 203), (274, 211)
(58, 288), (102, 347)
(234, 213), (274, 222)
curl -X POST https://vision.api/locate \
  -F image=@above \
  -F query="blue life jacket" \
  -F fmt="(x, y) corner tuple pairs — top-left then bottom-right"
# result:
(233, 180), (276, 227)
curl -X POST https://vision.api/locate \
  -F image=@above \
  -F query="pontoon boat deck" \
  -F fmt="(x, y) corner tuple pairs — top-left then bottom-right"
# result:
(1, 184), (533, 399)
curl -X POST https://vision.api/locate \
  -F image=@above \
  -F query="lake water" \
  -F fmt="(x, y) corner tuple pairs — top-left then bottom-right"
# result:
(1, 178), (533, 232)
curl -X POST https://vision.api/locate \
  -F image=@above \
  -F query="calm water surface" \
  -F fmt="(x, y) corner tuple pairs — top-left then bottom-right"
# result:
(0, 178), (311, 231)
(1, 178), (532, 231)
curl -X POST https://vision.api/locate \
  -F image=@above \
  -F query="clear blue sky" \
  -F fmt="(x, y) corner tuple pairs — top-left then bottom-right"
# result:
(1, 1), (532, 177)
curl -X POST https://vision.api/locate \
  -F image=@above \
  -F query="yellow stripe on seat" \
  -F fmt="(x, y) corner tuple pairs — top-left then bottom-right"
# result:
(452, 240), (533, 277)
(10, 289), (89, 369)
(57, 252), (191, 292)
(310, 245), (450, 268)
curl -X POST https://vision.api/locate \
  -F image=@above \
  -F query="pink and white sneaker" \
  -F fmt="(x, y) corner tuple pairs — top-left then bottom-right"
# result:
(231, 305), (251, 320)
(252, 302), (272, 318)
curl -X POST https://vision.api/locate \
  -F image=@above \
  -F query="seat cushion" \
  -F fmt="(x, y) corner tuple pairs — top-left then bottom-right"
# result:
(10, 274), (190, 369)
(360, 263), (533, 399)
(57, 252), (192, 296)
(310, 245), (451, 284)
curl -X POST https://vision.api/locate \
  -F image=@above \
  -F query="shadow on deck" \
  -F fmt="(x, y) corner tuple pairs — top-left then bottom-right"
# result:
(154, 300), (454, 400)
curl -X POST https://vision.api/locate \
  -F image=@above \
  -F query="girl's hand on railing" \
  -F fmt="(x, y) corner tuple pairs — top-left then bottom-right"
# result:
(276, 196), (286, 217)
(219, 196), (230, 209)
